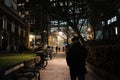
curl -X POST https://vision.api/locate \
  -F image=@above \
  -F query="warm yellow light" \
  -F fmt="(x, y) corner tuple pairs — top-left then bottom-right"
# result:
(30, 35), (34, 38)
(43, 30), (46, 33)
(29, 38), (32, 42)
(59, 31), (62, 35)
(88, 27), (91, 32)
(29, 35), (35, 42)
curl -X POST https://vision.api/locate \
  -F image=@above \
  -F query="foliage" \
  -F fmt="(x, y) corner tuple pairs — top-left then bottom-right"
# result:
(0, 53), (36, 71)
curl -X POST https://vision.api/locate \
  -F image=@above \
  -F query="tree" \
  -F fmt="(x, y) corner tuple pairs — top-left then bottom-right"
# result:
(48, 0), (88, 43)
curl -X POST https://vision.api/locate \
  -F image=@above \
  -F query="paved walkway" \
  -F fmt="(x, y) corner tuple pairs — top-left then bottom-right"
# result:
(40, 52), (103, 80)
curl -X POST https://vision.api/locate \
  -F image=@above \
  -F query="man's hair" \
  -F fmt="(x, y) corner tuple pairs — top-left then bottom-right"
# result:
(72, 36), (79, 42)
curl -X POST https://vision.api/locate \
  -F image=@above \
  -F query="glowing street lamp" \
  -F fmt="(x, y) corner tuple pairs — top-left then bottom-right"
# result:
(87, 27), (91, 32)
(58, 31), (62, 35)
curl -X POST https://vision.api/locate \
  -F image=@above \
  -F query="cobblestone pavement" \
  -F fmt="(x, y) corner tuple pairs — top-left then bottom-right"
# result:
(40, 52), (103, 80)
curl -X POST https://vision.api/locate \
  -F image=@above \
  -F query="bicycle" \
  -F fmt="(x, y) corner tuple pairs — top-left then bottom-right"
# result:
(35, 51), (50, 69)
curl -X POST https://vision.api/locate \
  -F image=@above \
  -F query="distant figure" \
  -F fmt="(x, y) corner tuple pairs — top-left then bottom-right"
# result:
(66, 36), (87, 80)
(58, 47), (60, 52)
(62, 46), (65, 52)
(55, 46), (58, 53)
(46, 46), (52, 60)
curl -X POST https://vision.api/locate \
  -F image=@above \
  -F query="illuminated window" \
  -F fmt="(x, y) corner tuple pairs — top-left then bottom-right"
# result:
(50, 21), (58, 25)
(60, 2), (63, 6)
(112, 16), (117, 22)
(115, 27), (118, 35)
(107, 20), (111, 25)
(60, 22), (67, 25)
(18, 27), (21, 35)
(65, 1), (67, 6)
(107, 16), (117, 25)
(50, 27), (58, 32)
(53, 3), (56, 7)
(26, 0), (29, 2)
(3, 16), (7, 29)
(102, 21), (105, 26)
(69, 2), (72, 5)
(18, 3), (22, 6)
(18, 12), (21, 15)
(118, 9), (120, 14)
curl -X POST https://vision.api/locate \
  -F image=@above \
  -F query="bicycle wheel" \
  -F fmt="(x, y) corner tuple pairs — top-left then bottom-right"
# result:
(40, 59), (48, 68)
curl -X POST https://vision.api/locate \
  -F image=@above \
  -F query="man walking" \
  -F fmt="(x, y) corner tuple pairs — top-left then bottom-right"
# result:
(66, 36), (87, 80)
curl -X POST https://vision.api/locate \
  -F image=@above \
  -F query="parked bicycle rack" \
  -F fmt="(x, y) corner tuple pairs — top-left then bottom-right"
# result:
(4, 58), (41, 80)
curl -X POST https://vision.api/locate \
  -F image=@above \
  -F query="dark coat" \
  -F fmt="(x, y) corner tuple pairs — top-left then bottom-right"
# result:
(66, 42), (87, 73)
